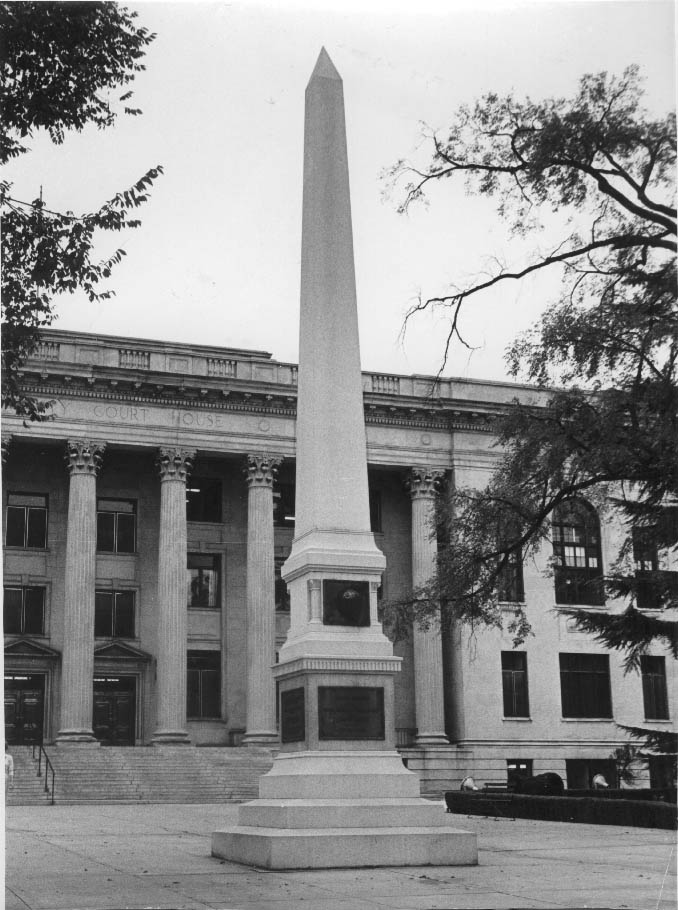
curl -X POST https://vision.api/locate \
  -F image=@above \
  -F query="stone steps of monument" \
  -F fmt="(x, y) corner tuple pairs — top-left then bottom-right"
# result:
(5, 747), (53, 806)
(9, 746), (273, 805)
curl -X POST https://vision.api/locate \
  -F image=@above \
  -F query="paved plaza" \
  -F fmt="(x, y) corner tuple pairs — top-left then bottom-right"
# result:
(4, 803), (676, 910)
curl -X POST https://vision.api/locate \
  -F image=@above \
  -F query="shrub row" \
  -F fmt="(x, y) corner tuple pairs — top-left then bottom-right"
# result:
(565, 788), (676, 803)
(445, 792), (677, 830)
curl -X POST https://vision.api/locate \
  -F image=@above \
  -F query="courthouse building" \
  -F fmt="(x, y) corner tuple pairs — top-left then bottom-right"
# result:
(3, 328), (676, 790)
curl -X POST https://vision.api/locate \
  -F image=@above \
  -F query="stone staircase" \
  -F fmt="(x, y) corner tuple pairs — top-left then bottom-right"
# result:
(7, 745), (274, 806)
(6, 746), (54, 806)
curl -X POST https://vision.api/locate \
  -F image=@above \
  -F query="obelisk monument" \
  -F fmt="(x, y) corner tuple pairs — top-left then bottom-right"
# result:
(212, 49), (477, 869)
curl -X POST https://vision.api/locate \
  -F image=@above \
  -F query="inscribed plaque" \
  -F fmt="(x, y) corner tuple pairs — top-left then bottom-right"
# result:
(318, 686), (385, 740)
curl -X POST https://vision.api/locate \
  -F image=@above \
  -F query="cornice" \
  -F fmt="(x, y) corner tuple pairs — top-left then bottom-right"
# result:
(14, 374), (499, 433)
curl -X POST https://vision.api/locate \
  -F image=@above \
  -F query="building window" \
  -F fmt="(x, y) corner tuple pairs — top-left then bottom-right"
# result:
(507, 759), (533, 789)
(5, 493), (48, 548)
(97, 499), (136, 553)
(187, 553), (220, 608)
(94, 591), (135, 638)
(273, 482), (295, 528)
(275, 558), (290, 611)
(3, 586), (45, 635)
(497, 549), (524, 602)
(566, 759), (617, 789)
(369, 488), (382, 533)
(186, 477), (222, 523)
(559, 653), (612, 718)
(648, 755), (675, 789)
(641, 655), (669, 720)
(187, 650), (221, 718)
(552, 500), (605, 606)
(632, 520), (678, 610)
(501, 652), (530, 717)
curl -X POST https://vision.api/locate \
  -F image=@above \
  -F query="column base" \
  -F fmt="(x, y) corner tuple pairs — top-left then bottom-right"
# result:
(151, 729), (192, 745)
(242, 731), (280, 747)
(55, 730), (100, 746)
(415, 733), (450, 746)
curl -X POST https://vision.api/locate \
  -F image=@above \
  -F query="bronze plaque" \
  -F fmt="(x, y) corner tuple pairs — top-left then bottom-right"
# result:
(280, 687), (305, 743)
(322, 580), (370, 626)
(318, 686), (385, 740)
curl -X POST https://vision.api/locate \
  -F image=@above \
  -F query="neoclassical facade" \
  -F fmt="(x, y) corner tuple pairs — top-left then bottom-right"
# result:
(3, 329), (675, 789)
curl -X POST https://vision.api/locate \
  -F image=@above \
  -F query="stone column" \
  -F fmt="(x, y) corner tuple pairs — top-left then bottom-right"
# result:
(406, 467), (449, 746)
(1, 433), (12, 465)
(152, 447), (195, 745)
(56, 440), (105, 744)
(243, 454), (282, 745)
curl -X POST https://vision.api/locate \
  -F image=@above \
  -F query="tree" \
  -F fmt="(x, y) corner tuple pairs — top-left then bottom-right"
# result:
(384, 67), (677, 760)
(1, 2), (163, 420)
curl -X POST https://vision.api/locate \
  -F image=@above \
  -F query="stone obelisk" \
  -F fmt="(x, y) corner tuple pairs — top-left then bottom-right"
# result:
(212, 49), (477, 869)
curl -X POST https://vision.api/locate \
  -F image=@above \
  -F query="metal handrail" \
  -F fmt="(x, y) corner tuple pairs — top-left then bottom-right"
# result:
(31, 744), (55, 805)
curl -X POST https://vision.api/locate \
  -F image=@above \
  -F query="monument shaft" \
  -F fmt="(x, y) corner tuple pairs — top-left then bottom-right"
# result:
(295, 48), (370, 538)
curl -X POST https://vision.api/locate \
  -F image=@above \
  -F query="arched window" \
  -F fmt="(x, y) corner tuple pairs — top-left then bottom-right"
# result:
(552, 500), (605, 606)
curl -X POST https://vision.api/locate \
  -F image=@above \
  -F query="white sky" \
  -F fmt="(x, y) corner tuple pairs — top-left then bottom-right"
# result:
(6, 0), (676, 381)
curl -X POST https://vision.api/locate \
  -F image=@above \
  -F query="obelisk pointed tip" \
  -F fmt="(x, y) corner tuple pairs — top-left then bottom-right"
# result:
(309, 47), (342, 82)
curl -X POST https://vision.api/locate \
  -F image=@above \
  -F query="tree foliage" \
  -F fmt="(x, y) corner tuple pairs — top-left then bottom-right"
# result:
(384, 67), (677, 674)
(1, 2), (162, 420)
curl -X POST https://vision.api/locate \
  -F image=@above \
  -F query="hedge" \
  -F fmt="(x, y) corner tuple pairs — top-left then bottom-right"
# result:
(445, 792), (677, 830)
(565, 788), (676, 803)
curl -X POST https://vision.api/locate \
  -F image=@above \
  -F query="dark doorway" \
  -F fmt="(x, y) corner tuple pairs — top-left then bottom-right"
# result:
(93, 676), (136, 745)
(4, 674), (45, 745)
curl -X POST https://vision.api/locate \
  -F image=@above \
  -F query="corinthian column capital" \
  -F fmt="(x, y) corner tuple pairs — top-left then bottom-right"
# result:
(65, 440), (106, 476)
(405, 467), (445, 501)
(245, 454), (282, 489)
(157, 447), (195, 483)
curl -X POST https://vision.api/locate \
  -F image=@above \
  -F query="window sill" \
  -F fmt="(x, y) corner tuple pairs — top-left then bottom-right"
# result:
(94, 636), (139, 643)
(644, 718), (671, 724)
(555, 603), (608, 611)
(503, 716), (532, 722)
(96, 551), (137, 557)
(561, 717), (614, 722)
(187, 606), (220, 612)
(3, 546), (49, 553)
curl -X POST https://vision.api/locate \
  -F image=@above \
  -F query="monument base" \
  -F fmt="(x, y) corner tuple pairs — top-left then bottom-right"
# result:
(211, 751), (478, 869)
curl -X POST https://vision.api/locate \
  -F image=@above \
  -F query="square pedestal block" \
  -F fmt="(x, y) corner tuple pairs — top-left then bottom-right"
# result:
(212, 820), (478, 870)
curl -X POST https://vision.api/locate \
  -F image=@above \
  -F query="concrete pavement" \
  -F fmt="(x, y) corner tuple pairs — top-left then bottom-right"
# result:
(5, 802), (676, 910)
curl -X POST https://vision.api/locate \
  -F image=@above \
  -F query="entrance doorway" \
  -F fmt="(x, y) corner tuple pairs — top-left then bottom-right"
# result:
(93, 676), (136, 745)
(4, 674), (45, 745)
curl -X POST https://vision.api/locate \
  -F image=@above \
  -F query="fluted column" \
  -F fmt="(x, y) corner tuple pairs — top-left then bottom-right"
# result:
(243, 454), (282, 745)
(1, 433), (12, 466)
(56, 440), (105, 744)
(406, 467), (449, 746)
(152, 447), (195, 745)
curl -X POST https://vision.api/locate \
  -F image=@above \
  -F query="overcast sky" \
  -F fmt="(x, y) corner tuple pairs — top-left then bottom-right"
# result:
(7, 0), (676, 381)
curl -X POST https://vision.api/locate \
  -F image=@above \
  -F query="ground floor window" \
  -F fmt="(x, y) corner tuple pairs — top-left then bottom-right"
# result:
(187, 650), (221, 718)
(501, 651), (529, 717)
(565, 758), (617, 789)
(3, 586), (45, 635)
(187, 554), (220, 608)
(641, 655), (669, 720)
(559, 653), (612, 718)
(647, 755), (676, 789)
(507, 759), (533, 789)
(95, 591), (135, 638)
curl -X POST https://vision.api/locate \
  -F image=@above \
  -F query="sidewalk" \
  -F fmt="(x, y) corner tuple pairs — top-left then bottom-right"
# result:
(5, 803), (676, 910)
